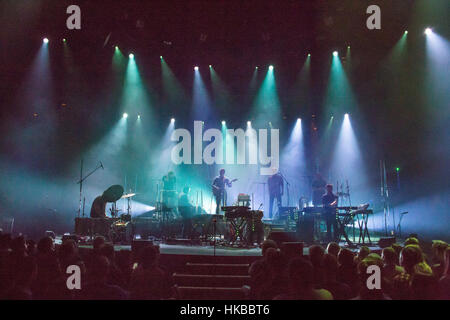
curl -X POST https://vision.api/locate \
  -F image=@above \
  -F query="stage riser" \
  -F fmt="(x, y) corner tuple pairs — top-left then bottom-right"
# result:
(173, 274), (251, 288)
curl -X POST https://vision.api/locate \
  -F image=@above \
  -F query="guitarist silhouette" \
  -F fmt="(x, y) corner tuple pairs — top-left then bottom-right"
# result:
(212, 169), (237, 214)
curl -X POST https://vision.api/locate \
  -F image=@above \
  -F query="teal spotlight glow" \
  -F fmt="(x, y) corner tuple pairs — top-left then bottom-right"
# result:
(43, 38), (49, 43)
(221, 120), (226, 125)
(269, 65), (274, 70)
(333, 51), (338, 56)
(209, 65), (212, 68)
(63, 38), (67, 43)
(123, 113), (128, 118)
(137, 114), (141, 119)
(307, 53), (311, 57)
(160, 56), (163, 59)
(404, 30), (408, 35)
(255, 66), (258, 69)
(129, 53), (134, 59)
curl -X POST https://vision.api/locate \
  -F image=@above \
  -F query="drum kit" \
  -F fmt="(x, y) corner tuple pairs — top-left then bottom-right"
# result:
(98, 185), (137, 243)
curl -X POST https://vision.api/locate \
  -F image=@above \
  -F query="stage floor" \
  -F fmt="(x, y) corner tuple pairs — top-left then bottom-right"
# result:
(78, 235), (387, 256)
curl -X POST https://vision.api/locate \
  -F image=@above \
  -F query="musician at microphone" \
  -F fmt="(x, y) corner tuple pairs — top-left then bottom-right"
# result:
(178, 186), (194, 238)
(322, 184), (338, 242)
(212, 169), (233, 214)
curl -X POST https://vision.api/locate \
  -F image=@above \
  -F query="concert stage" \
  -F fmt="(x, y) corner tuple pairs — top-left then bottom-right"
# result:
(77, 235), (388, 257)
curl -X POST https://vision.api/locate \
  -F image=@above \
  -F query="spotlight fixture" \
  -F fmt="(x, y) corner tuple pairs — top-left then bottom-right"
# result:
(333, 51), (338, 56)
(63, 38), (67, 43)
(115, 46), (119, 50)
(307, 53), (311, 57)
(194, 66), (199, 71)
(424, 27), (432, 35)
(129, 53), (134, 59)
(171, 118), (175, 123)
(137, 115), (141, 119)
(404, 30), (408, 35)
(255, 66), (258, 70)
(297, 118), (301, 122)
(209, 65), (212, 68)
(221, 121), (226, 125)
(247, 121), (251, 126)
(269, 65), (274, 70)
(43, 38), (49, 43)
(123, 113), (128, 118)
(344, 113), (349, 118)
(160, 56), (163, 59)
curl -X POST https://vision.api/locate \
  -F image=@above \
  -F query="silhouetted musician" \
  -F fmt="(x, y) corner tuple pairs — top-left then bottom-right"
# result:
(322, 184), (338, 242)
(212, 169), (235, 214)
(268, 171), (284, 219)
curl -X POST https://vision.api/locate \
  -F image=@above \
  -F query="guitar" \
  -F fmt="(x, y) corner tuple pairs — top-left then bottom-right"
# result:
(211, 178), (238, 196)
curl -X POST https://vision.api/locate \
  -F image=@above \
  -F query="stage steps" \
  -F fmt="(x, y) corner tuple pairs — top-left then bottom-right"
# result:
(184, 262), (249, 275)
(173, 273), (251, 287)
(173, 262), (251, 300)
(175, 286), (246, 300)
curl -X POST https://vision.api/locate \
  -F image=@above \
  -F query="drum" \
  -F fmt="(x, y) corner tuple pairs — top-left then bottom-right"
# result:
(109, 220), (132, 243)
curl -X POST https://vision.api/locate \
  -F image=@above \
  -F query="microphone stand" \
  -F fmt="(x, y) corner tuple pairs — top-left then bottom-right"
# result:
(76, 160), (104, 218)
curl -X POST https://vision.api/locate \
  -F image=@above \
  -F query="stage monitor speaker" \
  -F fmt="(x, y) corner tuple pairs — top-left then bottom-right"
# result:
(378, 237), (396, 248)
(281, 242), (304, 258)
(267, 231), (298, 247)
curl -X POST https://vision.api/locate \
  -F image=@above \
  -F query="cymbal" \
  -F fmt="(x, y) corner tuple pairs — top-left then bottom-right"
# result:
(121, 193), (137, 199)
(102, 185), (124, 202)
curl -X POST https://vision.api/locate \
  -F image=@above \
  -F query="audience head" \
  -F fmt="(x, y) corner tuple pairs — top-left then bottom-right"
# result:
(444, 247), (450, 276)
(391, 243), (403, 257)
(382, 247), (397, 266)
(404, 237), (419, 246)
(90, 255), (110, 282)
(93, 236), (106, 253)
(265, 247), (284, 272)
(309, 245), (325, 267)
(37, 236), (54, 254)
(357, 246), (370, 260)
(11, 235), (27, 254)
(326, 242), (340, 258)
(357, 255), (384, 294)
(288, 258), (314, 291)
(261, 240), (278, 258)
(431, 240), (448, 262)
(249, 259), (270, 282)
(400, 244), (423, 273)
(338, 248), (355, 267)
(139, 245), (159, 269)
(323, 253), (339, 281)
(100, 243), (116, 262)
